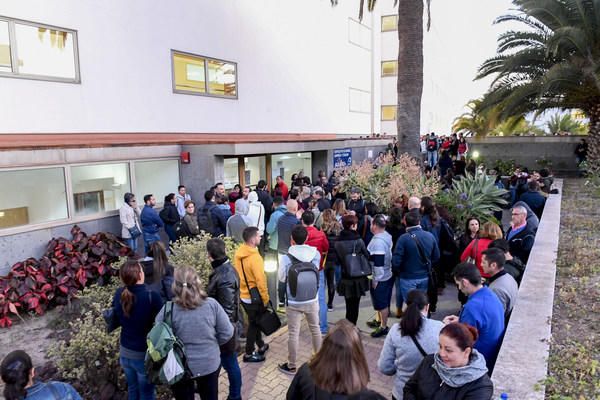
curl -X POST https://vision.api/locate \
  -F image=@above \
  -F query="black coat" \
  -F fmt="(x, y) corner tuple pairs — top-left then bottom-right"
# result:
(140, 261), (174, 302)
(206, 259), (240, 324)
(159, 203), (180, 226)
(287, 364), (386, 400)
(334, 230), (370, 298)
(324, 230), (340, 268)
(505, 225), (535, 265)
(256, 189), (273, 223)
(403, 355), (494, 400)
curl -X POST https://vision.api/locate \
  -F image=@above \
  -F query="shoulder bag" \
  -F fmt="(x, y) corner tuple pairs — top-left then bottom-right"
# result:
(256, 301), (281, 336)
(345, 240), (372, 278)
(410, 334), (428, 357)
(240, 260), (263, 305)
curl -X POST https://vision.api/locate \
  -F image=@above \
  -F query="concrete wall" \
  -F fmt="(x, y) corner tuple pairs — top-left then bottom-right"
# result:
(0, 0), (373, 136)
(491, 180), (563, 399)
(469, 136), (584, 173)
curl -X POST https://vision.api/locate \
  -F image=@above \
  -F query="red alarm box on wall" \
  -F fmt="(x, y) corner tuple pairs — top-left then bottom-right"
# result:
(180, 151), (191, 164)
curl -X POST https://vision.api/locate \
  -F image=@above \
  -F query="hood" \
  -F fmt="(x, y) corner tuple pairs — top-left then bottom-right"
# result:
(288, 244), (318, 263)
(234, 243), (259, 260)
(432, 350), (488, 388)
(373, 231), (393, 248)
(275, 204), (287, 213)
(235, 199), (249, 215)
(248, 191), (259, 203)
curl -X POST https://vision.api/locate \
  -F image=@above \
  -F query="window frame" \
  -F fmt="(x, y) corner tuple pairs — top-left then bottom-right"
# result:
(381, 15), (399, 32)
(347, 18), (372, 52)
(0, 157), (180, 237)
(381, 105), (397, 121)
(171, 49), (238, 99)
(381, 60), (398, 77)
(0, 15), (81, 84)
(348, 87), (371, 114)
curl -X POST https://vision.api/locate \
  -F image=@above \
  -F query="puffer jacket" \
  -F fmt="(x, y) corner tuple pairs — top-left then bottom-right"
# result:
(206, 259), (240, 323)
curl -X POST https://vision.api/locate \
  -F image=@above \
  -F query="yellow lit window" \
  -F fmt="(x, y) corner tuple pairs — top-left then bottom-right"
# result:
(381, 15), (398, 32)
(381, 106), (397, 121)
(173, 52), (206, 93)
(207, 59), (237, 97)
(381, 60), (397, 76)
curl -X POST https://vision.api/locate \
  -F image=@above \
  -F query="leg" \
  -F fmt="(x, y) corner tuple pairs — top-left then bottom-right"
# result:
(171, 378), (196, 400)
(241, 303), (260, 355)
(120, 356), (140, 400)
(305, 302), (323, 353)
(130, 358), (156, 400)
(194, 367), (221, 400)
(379, 307), (390, 328)
(395, 276), (403, 313)
(416, 277), (430, 293)
(325, 265), (336, 307)
(318, 269), (328, 334)
(286, 305), (303, 369)
(334, 265), (342, 286)
(220, 352), (242, 400)
(277, 253), (287, 305)
(345, 296), (360, 325)
(399, 278), (418, 307)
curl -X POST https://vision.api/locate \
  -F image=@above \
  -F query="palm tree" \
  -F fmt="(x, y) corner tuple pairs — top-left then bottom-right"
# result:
(477, 0), (600, 167)
(545, 112), (588, 135)
(331, 0), (430, 159)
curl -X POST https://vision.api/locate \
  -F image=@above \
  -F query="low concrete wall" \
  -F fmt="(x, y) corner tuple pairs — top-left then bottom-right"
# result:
(469, 136), (583, 173)
(491, 179), (563, 399)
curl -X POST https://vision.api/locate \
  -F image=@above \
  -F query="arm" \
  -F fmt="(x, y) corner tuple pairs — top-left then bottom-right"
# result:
(278, 256), (290, 283)
(152, 211), (164, 228)
(216, 278), (237, 322)
(403, 358), (426, 400)
(119, 207), (131, 228)
(176, 198), (185, 218)
(253, 258), (270, 305)
(430, 237), (440, 265)
(462, 378), (494, 400)
(377, 332), (397, 375)
(266, 213), (278, 235)
(214, 301), (234, 345)
(392, 239), (405, 274)
(460, 241), (473, 262)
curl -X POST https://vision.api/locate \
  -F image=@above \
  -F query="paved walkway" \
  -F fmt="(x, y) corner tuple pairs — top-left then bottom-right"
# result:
(218, 285), (460, 399)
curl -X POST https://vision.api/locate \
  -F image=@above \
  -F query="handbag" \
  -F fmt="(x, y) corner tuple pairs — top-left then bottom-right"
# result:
(240, 260), (263, 305)
(345, 240), (372, 278)
(128, 224), (142, 240)
(256, 301), (281, 336)
(466, 239), (479, 265)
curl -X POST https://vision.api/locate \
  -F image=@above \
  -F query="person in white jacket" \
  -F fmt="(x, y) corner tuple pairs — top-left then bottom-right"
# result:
(246, 191), (265, 235)
(119, 192), (141, 253)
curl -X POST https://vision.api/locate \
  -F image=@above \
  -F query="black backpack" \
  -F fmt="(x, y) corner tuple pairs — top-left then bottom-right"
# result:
(439, 219), (458, 256)
(287, 255), (319, 302)
(197, 205), (217, 235)
(174, 220), (189, 239)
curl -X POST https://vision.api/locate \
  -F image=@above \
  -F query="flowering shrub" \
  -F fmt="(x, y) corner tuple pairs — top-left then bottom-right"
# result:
(0, 225), (129, 328)
(436, 171), (508, 234)
(339, 154), (440, 212)
(169, 234), (239, 284)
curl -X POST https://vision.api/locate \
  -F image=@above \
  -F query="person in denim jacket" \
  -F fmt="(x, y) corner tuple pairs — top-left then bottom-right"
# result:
(1, 350), (82, 400)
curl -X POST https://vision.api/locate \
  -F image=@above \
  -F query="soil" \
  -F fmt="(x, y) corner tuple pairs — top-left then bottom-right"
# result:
(546, 179), (600, 399)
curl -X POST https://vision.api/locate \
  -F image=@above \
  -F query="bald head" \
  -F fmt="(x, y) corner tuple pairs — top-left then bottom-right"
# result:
(287, 199), (298, 213)
(408, 196), (421, 210)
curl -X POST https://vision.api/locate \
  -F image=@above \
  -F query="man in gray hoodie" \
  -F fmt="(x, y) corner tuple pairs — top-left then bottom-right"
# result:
(277, 225), (322, 375)
(226, 199), (252, 243)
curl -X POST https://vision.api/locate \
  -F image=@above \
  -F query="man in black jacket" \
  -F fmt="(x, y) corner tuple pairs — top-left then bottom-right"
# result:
(206, 238), (241, 400)
(256, 180), (273, 224)
(505, 205), (536, 265)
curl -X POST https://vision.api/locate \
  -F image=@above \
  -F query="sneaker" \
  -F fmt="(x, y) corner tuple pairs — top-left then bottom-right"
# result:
(278, 302), (285, 308)
(395, 309), (403, 318)
(257, 343), (269, 355)
(278, 362), (297, 375)
(370, 326), (390, 338)
(243, 352), (265, 363)
(327, 305), (333, 312)
(366, 319), (380, 328)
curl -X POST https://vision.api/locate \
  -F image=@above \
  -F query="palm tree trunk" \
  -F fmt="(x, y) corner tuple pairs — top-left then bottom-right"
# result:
(587, 103), (600, 169)
(396, 0), (424, 159)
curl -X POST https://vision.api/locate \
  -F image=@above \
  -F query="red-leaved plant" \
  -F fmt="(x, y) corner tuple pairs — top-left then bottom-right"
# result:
(0, 225), (129, 327)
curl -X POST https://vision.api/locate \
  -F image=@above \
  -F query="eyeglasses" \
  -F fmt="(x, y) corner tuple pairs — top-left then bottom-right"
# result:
(511, 212), (523, 216)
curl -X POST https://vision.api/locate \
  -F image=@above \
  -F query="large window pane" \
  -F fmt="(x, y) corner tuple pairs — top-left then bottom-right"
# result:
(348, 18), (371, 50)
(0, 20), (11, 73)
(173, 52), (206, 93)
(271, 153), (312, 185)
(381, 105), (397, 121)
(207, 59), (237, 97)
(14, 23), (77, 79)
(224, 158), (239, 190)
(0, 168), (68, 229)
(71, 163), (130, 216)
(382, 15), (398, 32)
(135, 160), (179, 205)
(349, 88), (370, 113)
(381, 60), (398, 76)
(244, 156), (266, 188)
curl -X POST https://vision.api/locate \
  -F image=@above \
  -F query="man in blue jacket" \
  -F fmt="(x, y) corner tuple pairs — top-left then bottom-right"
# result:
(392, 210), (439, 306)
(266, 197), (287, 253)
(140, 194), (164, 255)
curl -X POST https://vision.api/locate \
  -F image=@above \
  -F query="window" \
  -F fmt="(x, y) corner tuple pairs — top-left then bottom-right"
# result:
(0, 167), (68, 229)
(71, 163), (130, 216)
(381, 60), (398, 76)
(224, 158), (240, 190)
(271, 153), (312, 185)
(244, 156), (266, 188)
(172, 50), (237, 98)
(381, 105), (397, 121)
(348, 18), (371, 50)
(0, 16), (79, 82)
(381, 15), (398, 32)
(134, 160), (180, 205)
(349, 88), (370, 113)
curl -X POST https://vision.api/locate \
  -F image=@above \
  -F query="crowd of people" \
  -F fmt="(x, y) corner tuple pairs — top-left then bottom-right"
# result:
(1, 144), (549, 400)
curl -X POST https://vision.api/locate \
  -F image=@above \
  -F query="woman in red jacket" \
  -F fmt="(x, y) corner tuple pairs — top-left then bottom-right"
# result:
(460, 221), (502, 278)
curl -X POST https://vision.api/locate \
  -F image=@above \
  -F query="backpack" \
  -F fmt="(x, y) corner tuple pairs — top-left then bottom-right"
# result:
(174, 219), (189, 239)
(427, 138), (438, 151)
(145, 302), (190, 385)
(286, 254), (319, 302)
(197, 204), (217, 235)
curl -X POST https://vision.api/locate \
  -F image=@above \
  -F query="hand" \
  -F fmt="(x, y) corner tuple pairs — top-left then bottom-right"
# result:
(372, 281), (378, 289)
(443, 315), (459, 325)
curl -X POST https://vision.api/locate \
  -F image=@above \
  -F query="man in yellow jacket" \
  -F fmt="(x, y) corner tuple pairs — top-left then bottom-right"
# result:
(234, 226), (270, 362)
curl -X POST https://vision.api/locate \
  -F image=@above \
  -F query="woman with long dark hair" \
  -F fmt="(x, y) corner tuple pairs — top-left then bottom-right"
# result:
(159, 193), (179, 243)
(378, 290), (443, 400)
(1, 350), (82, 400)
(113, 260), (164, 399)
(457, 217), (480, 256)
(141, 241), (175, 301)
(321, 209), (342, 311)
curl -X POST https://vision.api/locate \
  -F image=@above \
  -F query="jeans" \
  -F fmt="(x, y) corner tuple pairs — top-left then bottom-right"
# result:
(143, 232), (161, 255)
(120, 356), (155, 400)
(220, 352), (242, 400)
(325, 265), (337, 307)
(318, 269), (328, 334)
(394, 276), (404, 311)
(126, 237), (138, 254)
(427, 151), (438, 168)
(277, 253), (287, 305)
(345, 296), (361, 325)
(398, 277), (429, 305)
(171, 367), (220, 400)
(165, 224), (177, 243)
(241, 302), (265, 355)
(286, 301), (322, 368)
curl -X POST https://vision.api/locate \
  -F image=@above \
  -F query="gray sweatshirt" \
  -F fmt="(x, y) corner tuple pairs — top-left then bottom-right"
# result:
(155, 297), (233, 377)
(378, 318), (444, 400)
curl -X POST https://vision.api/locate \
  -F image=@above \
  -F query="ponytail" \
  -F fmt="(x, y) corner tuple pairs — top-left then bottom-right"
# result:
(400, 290), (429, 337)
(1, 350), (32, 400)
(119, 260), (142, 318)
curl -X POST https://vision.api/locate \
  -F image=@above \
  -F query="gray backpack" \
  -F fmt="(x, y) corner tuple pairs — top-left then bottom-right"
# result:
(286, 255), (319, 302)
